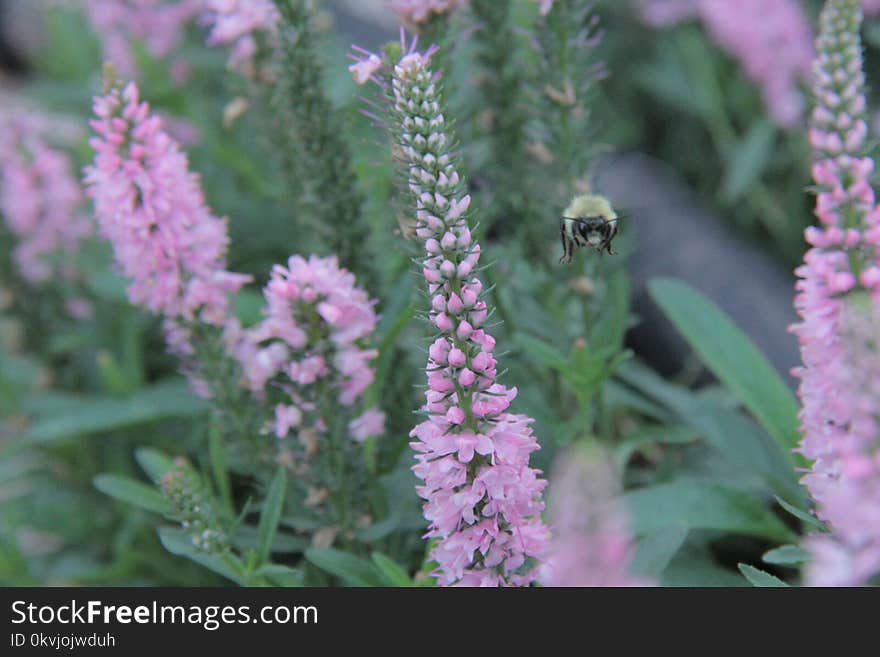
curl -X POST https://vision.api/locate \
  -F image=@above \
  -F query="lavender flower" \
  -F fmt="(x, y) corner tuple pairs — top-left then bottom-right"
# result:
(540, 446), (651, 587)
(226, 254), (384, 537)
(793, 0), (880, 586)
(353, 36), (549, 586)
(0, 107), (91, 287)
(84, 79), (251, 356)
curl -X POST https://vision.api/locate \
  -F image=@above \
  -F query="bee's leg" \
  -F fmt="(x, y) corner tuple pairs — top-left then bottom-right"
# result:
(559, 225), (571, 263)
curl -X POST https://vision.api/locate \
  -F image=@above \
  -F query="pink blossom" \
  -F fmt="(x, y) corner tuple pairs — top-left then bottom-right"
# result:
(81, 0), (202, 78)
(229, 254), (379, 433)
(539, 447), (652, 587)
(389, 0), (467, 29)
(377, 33), (549, 586)
(84, 80), (250, 353)
(201, 0), (279, 73)
(349, 55), (383, 85)
(0, 105), (91, 288)
(348, 408), (386, 442)
(793, 0), (880, 586)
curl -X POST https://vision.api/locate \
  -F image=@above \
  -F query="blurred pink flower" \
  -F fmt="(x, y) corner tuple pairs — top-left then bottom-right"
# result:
(348, 408), (386, 442)
(201, 0), (279, 73)
(0, 106), (91, 287)
(793, 0), (880, 586)
(389, 0), (467, 29)
(533, 0), (555, 16)
(81, 0), (202, 78)
(540, 447), (652, 587)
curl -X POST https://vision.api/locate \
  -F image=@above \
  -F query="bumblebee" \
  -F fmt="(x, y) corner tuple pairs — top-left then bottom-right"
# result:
(559, 194), (620, 263)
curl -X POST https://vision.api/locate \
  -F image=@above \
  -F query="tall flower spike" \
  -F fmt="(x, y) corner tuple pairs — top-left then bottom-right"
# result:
(0, 107), (91, 286)
(84, 80), (251, 355)
(794, 0), (880, 586)
(366, 37), (549, 586)
(540, 445), (651, 587)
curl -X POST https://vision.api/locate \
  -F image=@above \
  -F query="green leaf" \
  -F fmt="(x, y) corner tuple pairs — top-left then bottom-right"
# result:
(721, 119), (777, 203)
(614, 425), (698, 469)
(157, 527), (245, 585)
(209, 424), (233, 514)
(625, 478), (796, 543)
(631, 526), (689, 577)
(24, 379), (207, 443)
(775, 495), (824, 530)
(738, 563), (789, 587)
(257, 467), (287, 566)
(371, 552), (414, 587)
(762, 545), (809, 566)
(93, 474), (169, 515)
(135, 447), (176, 485)
(304, 548), (383, 587)
(648, 279), (801, 455)
(255, 564), (305, 587)
(683, 399), (804, 504)
(230, 525), (307, 555)
(513, 333), (569, 372)
(616, 361), (804, 503)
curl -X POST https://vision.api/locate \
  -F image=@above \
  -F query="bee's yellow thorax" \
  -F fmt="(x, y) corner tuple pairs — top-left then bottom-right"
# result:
(563, 194), (616, 220)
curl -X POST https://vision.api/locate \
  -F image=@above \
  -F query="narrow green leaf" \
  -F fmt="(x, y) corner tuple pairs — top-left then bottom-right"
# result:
(255, 564), (305, 587)
(24, 379), (207, 443)
(209, 423), (233, 514)
(631, 526), (689, 577)
(615, 361), (804, 503)
(721, 119), (777, 203)
(614, 425), (698, 469)
(514, 333), (569, 372)
(93, 474), (169, 515)
(762, 545), (809, 566)
(648, 279), (801, 454)
(738, 563), (789, 587)
(135, 447), (175, 485)
(304, 548), (383, 587)
(257, 467), (287, 566)
(371, 552), (414, 587)
(774, 496), (824, 530)
(625, 478), (796, 543)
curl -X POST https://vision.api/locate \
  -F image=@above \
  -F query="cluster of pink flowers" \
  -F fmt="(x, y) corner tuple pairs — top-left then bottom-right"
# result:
(201, 0), (279, 73)
(84, 80), (250, 354)
(352, 36), (549, 586)
(81, 0), (202, 79)
(637, 0), (814, 127)
(389, 0), (467, 29)
(540, 447), (651, 587)
(0, 107), (91, 288)
(228, 254), (384, 446)
(793, 0), (880, 586)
